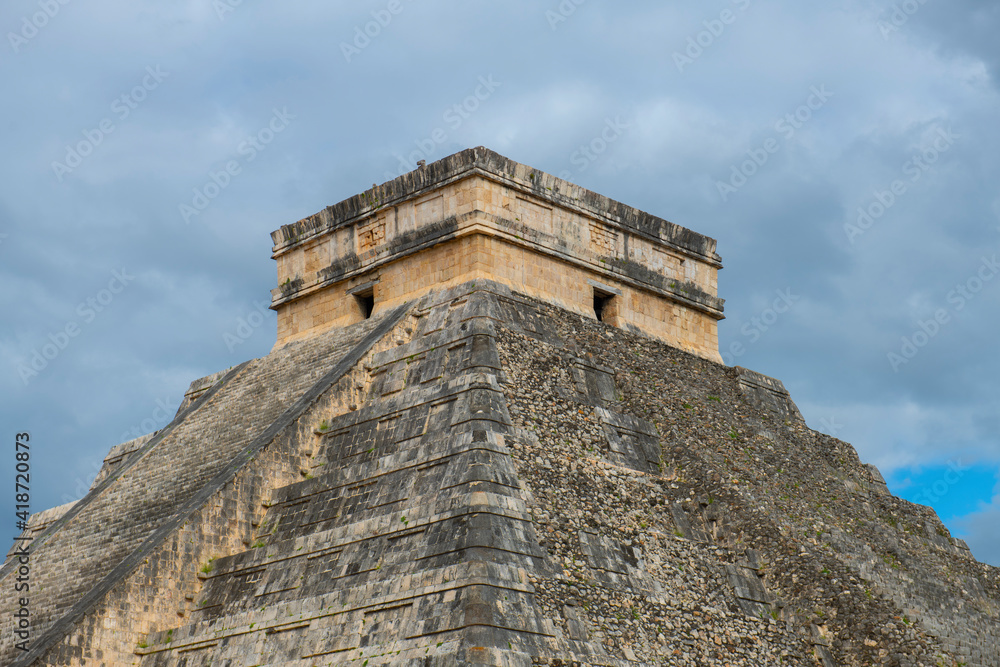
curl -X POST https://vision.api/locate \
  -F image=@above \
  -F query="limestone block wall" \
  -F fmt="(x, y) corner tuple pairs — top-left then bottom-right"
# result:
(275, 234), (721, 362)
(269, 147), (725, 363)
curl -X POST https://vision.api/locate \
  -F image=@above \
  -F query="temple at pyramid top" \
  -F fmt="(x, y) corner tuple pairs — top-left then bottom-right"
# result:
(269, 146), (725, 362)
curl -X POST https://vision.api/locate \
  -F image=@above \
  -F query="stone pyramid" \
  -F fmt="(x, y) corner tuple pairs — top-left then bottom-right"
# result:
(3, 148), (998, 666)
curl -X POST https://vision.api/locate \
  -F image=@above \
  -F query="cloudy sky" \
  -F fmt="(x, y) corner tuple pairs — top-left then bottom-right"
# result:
(2, 1), (998, 565)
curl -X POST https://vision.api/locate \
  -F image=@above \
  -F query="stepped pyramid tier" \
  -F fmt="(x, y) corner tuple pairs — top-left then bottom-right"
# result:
(3, 150), (998, 667)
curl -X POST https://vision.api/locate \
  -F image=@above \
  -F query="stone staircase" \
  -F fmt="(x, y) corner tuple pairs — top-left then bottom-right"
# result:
(135, 286), (623, 666)
(0, 305), (406, 665)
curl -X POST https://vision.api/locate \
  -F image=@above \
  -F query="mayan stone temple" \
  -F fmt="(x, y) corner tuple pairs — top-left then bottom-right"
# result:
(4, 147), (999, 666)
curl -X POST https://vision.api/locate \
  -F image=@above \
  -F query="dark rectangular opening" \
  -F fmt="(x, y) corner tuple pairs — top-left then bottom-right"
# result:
(594, 291), (615, 323)
(355, 291), (375, 319)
